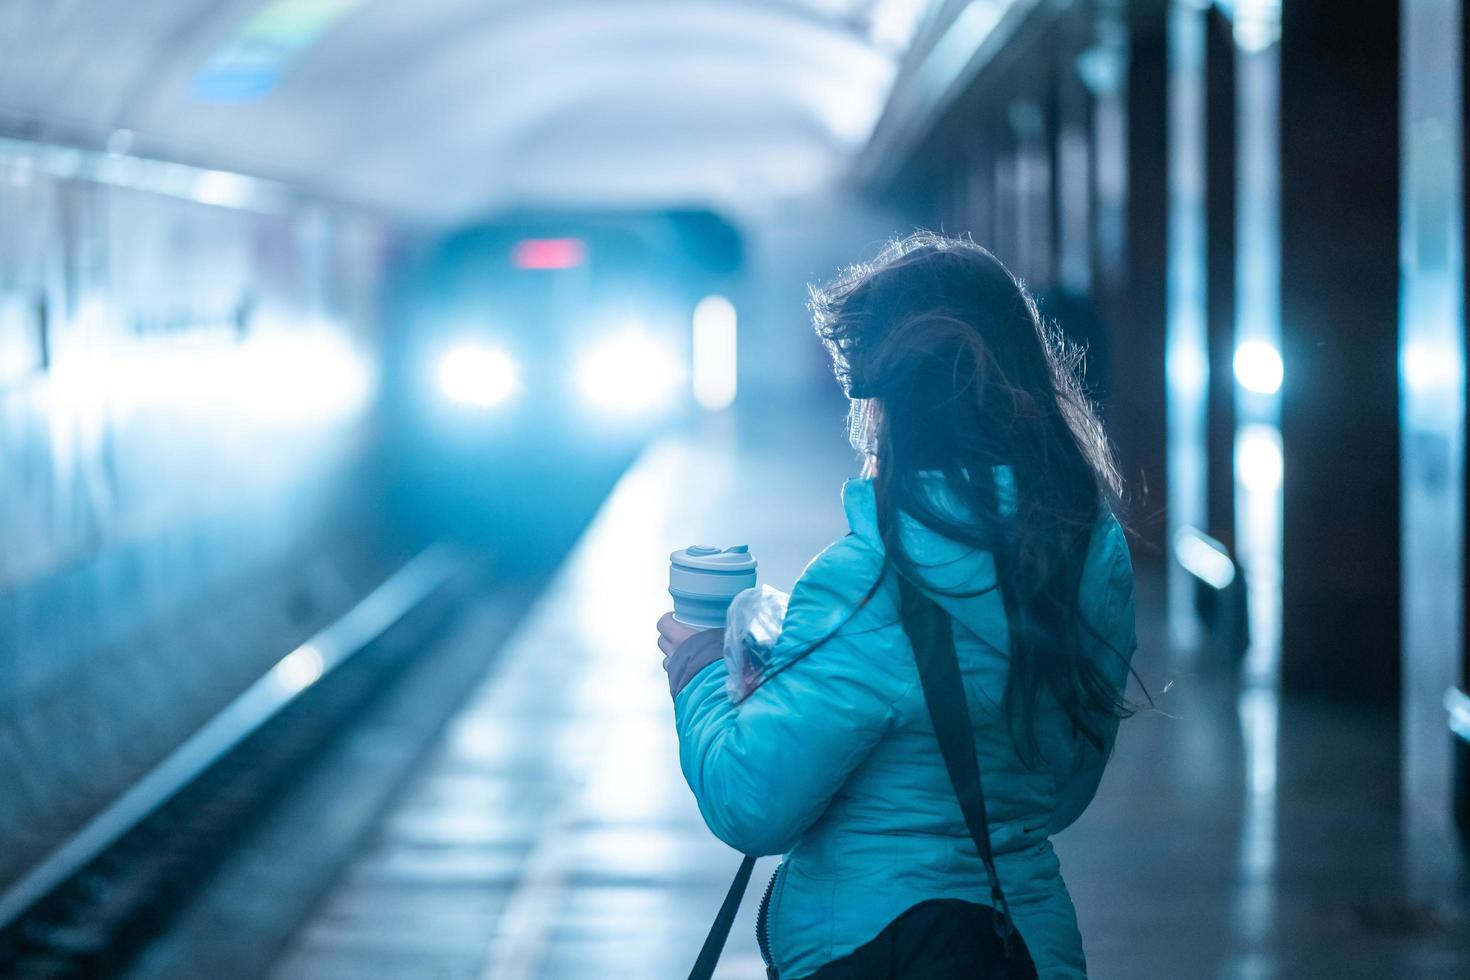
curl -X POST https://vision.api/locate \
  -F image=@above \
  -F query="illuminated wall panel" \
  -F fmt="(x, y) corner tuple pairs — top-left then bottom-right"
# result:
(1232, 2), (1283, 685)
(1399, 0), (1464, 885)
(1166, 0), (1209, 648)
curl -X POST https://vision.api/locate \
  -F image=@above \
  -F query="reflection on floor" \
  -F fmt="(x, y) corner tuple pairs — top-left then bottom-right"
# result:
(267, 406), (1469, 980)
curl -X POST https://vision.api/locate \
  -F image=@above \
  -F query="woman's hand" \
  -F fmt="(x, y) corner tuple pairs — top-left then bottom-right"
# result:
(658, 613), (726, 696)
(657, 611), (700, 666)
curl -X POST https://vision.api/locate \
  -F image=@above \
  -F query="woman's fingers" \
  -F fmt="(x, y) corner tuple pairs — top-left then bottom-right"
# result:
(657, 611), (705, 670)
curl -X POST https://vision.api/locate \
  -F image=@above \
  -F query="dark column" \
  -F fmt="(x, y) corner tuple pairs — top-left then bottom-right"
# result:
(1279, 0), (1401, 703)
(1110, 2), (1169, 555)
(1205, 8), (1237, 546)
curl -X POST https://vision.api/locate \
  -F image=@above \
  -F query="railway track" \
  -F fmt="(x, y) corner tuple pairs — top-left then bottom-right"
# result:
(0, 547), (471, 979)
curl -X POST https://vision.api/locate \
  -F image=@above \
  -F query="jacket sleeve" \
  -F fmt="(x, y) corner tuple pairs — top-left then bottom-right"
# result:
(1048, 523), (1137, 835)
(672, 539), (913, 856)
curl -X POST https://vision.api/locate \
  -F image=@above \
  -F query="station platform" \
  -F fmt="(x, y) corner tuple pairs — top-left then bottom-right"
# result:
(136, 405), (1470, 979)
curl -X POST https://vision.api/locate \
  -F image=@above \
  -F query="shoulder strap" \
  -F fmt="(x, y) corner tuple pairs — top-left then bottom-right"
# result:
(687, 854), (756, 980)
(897, 573), (1018, 949)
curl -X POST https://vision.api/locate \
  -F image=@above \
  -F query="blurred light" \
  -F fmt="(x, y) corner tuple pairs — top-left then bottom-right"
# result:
(1237, 423), (1283, 493)
(1174, 526), (1237, 590)
(1167, 340), (1208, 398)
(437, 344), (518, 408)
(272, 644), (325, 694)
(925, 1), (1005, 90)
(691, 295), (737, 411)
(578, 331), (684, 413)
(1221, 0), (1282, 53)
(192, 0), (365, 101)
(823, 93), (887, 146)
(1234, 340), (1283, 394)
(1402, 339), (1465, 395)
(47, 323), (372, 426)
(869, 0), (928, 52)
(1447, 687), (1470, 743)
(512, 238), (586, 270)
(0, 135), (292, 214)
(1164, 0), (1208, 666)
(193, 169), (253, 208)
(0, 295), (41, 385)
(1077, 41), (1126, 96)
(234, 330), (372, 424)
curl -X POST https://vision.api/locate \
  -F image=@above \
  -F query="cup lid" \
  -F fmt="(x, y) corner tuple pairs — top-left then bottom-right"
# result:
(671, 544), (757, 572)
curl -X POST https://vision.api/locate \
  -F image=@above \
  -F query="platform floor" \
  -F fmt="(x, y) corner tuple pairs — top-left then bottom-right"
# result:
(262, 408), (1469, 980)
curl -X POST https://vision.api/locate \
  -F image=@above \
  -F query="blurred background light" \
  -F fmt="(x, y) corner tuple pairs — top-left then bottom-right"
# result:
(192, 0), (366, 101)
(45, 323), (372, 427)
(271, 644), (326, 695)
(1237, 423), (1284, 493)
(1234, 339), (1284, 394)
(578, 331), (684, 414)
(1220, 0), (1283, 54)
(1402, 338), (1465, 396)
(691, 295), (737, 412)
(511, 237), (587, 270)
(192, 169), (254, 208)
(1447, 687), (1470, 743)
(437, 344), (518, 408)
(1174, 526), (1238, 590)
(1166, 338), (1208, 399)
(868, 0), (929, 53)
(245, 331), (372, 424)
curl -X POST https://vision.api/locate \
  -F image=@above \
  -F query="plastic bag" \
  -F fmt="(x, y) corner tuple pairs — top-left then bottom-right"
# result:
(722, 584), (790, 703)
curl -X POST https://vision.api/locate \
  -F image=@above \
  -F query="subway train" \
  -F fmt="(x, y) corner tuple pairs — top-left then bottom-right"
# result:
(382, 209), (743, 550)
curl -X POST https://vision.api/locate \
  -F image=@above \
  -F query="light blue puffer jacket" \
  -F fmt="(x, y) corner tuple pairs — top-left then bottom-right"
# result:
(674, 475), (1136, 979)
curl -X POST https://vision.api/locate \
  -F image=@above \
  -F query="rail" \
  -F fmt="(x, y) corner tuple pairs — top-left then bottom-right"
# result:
(0, 543), (460, 932)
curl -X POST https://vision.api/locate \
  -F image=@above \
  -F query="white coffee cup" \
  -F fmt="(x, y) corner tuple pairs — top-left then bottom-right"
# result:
(669, 545), (758, 629)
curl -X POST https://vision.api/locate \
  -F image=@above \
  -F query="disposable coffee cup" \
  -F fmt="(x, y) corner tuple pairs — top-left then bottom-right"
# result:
(669, 545), (758, 629)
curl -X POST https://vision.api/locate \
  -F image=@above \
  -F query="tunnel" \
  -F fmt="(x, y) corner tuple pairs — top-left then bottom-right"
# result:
(1, 1), (1469, 977)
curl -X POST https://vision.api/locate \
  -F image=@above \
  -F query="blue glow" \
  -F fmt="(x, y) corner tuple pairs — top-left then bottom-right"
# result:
(191, 68), (283, 102)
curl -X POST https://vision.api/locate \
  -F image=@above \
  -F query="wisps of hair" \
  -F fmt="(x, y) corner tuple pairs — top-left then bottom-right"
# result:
(810, 230), (1137, 765)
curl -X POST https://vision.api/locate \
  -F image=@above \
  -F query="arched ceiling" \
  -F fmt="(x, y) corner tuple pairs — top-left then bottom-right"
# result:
(0, 0), (931, 222)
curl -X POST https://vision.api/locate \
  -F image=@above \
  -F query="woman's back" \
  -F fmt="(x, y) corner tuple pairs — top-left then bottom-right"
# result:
(674, 475), (1135, 978)
(665, 233), (1138, 978)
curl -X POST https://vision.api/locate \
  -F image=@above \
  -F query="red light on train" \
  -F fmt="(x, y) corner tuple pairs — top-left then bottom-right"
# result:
(511, 237), (587, 270)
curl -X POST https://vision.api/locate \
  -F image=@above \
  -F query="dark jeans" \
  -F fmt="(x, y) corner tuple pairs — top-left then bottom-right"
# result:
(801, 900), (1038, 980)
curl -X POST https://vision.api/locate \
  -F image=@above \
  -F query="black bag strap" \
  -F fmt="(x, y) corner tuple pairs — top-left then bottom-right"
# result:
(897, 573), (1018, 948)
(687, 853), (756, 980)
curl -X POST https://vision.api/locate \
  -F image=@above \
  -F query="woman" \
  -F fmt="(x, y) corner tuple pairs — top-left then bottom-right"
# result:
(657, 233), (1138, 978)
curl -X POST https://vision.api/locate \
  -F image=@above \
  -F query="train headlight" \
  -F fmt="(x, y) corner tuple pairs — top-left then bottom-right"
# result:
(437, 344), (518, 408)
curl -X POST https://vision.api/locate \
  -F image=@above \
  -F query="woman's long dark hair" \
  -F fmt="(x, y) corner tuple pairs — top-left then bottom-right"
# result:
(810, 231), (1131, 764)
